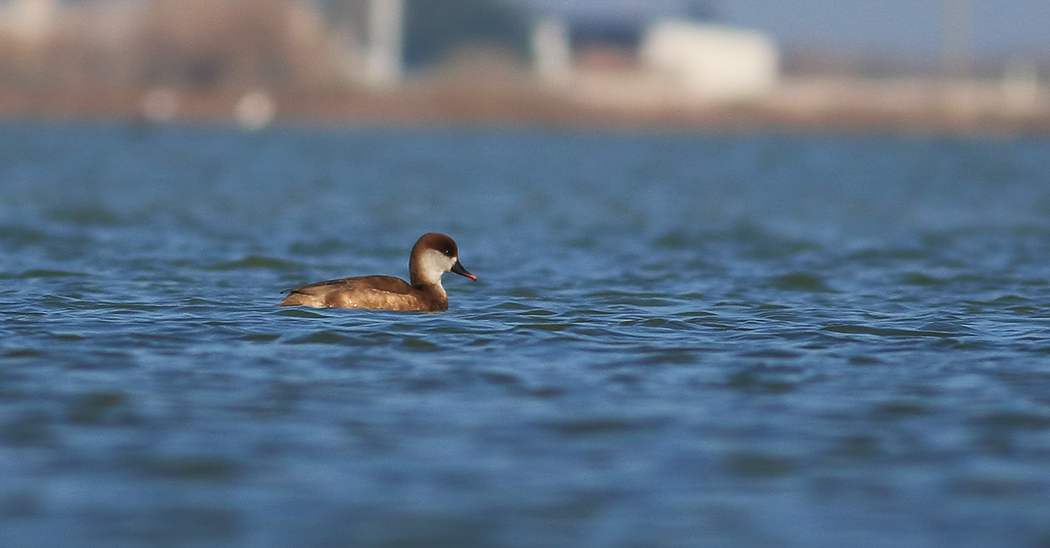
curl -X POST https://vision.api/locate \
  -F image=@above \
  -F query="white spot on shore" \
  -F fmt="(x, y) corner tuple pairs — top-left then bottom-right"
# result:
(236, 90), (275, 130)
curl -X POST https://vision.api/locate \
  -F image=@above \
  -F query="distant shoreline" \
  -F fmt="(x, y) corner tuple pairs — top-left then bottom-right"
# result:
(2, 77), (1048, 136)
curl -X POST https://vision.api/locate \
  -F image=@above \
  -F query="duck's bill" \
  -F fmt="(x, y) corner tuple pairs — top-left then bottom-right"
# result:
(452, 261), (477, 281)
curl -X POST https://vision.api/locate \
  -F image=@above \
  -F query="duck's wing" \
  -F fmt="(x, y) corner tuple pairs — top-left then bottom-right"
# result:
(284, 276), (413, 296)
(279, 275), (415, 308)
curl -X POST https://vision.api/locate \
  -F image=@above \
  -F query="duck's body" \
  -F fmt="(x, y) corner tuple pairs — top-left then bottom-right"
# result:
(278, 233), (475, 312)
(278, 275), (449, 311)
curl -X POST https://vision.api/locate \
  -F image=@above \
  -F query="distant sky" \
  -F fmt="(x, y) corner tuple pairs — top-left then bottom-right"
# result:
(514, 0), (1050, 62)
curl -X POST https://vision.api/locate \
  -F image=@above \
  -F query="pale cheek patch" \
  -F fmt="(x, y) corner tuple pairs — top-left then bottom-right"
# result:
(422, 250), (455, 271)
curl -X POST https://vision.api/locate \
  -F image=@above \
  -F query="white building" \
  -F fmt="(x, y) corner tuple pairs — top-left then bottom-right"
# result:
(640, 20), (779, 102)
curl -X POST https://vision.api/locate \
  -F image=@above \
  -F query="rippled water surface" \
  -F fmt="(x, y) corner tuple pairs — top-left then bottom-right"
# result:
(2, 123), (1050, 547)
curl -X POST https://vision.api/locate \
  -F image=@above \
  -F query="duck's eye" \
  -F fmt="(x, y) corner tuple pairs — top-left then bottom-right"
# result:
(443, 248), (453, 256)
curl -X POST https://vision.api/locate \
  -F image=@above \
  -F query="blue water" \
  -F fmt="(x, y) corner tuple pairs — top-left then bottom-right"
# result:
(2, 123), (1050, 547)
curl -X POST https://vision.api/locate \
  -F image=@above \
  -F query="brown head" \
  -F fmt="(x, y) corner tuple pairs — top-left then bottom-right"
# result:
(408, 233), (476, 288)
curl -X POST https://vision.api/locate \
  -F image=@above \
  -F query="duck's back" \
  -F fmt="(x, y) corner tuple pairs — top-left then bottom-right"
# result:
(278, 275), (444, 310)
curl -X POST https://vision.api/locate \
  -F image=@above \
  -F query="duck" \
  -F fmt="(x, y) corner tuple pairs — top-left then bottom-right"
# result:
(278, 233), (476, 311)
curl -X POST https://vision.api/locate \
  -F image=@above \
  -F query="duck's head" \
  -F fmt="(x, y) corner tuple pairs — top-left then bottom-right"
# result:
(410, 232), (476, 287)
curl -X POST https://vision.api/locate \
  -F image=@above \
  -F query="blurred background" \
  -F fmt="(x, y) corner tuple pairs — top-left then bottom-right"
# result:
(4, 4), (1050, 547)
(0, 0), (1048, 131)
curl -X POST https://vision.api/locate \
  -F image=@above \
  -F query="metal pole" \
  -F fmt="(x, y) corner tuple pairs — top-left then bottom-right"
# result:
(942, 0), (972, 81)
(365, 0), (403, 88)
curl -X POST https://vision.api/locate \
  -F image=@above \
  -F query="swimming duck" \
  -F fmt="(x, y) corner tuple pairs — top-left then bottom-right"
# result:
(278, 233), (476, 311)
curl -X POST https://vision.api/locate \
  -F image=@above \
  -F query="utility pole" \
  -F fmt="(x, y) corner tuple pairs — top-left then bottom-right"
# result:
(365, 0), (404, 88)
(532, 16), (572, 86)
(942, 0), (972, 81)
